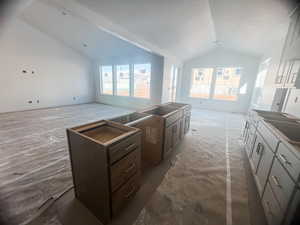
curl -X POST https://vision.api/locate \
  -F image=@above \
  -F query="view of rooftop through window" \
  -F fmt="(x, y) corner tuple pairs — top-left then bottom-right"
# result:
(133, 64), (151, 98)
(100, 65), (113, 95)
(190, 68), (213, 98)
(116, 65), (130, 96)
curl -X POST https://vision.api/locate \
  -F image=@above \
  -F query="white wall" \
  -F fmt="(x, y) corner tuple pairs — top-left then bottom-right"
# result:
(180, 48), (260, 113)
(94, 51), (164, 109)
(161, 57), (183, 103)
(0, 19), (94, 113)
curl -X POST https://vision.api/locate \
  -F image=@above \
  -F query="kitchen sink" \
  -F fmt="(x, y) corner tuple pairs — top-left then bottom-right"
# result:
(265, 120), (300, 144)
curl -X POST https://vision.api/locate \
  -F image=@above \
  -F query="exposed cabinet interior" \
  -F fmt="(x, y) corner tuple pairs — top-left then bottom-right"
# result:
(67, 120), (142, 224)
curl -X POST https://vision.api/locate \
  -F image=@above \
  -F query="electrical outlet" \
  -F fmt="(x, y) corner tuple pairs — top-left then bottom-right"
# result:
(37, 100), (40, 104)
(28, 100), (33, 104)
(73, 97), (76, 101)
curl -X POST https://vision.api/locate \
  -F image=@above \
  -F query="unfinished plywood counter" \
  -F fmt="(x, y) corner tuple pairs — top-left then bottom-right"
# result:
(140, 105), (183, 160)
(109, 112), (163, 166)
(67, 120), (142, 224)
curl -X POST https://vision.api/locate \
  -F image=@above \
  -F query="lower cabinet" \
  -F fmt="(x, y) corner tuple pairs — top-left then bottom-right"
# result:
(164, 120), (181, 158)
(262, 183), (284, 225)
(251, 133), (274, 196)
(184, 113), (191, 134)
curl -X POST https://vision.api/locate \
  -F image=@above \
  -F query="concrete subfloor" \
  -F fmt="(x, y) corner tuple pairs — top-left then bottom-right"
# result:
(0, 103), (267, 225)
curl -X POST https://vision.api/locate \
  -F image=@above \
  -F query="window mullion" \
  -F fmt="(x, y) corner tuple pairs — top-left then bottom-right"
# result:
(112, 65), (117, 96)
(130, 64), (134, 97)
(210, 67), (217, 99)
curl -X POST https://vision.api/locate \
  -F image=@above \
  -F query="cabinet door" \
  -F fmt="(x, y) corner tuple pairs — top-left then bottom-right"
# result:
(250, 134), (264, 173)
(164, 125), (173, 158)
(172, 120), (181, 146)
(184, 114), (191, 134)
(256, 142), (274, 196)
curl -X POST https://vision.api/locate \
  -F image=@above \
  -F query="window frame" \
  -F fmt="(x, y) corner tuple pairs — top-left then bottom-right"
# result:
(133, 63), (152, 99)
(99, 63), (151, 99)
(189, 66), (243, 101)
(99, 65), (114, 96)
(189, 67), (214, 99)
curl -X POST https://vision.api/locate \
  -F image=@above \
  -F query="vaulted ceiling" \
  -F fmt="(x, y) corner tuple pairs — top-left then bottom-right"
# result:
(18, 0), (297, 62)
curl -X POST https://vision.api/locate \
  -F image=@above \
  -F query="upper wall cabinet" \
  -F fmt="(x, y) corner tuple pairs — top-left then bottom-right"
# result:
(276, 7), (300, 88)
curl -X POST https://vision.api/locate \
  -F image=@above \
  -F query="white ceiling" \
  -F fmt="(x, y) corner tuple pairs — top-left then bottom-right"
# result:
(19, 0), (148, 61)
(19, 0), (297, 62)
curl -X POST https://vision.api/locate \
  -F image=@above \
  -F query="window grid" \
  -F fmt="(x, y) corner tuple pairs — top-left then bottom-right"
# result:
(100, 63), (151, 99)
(190, 67), (242, 101)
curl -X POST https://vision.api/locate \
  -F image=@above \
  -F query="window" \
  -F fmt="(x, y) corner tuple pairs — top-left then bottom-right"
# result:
(116, 65), (130, 96)
(190, 68), (213, 99)
(213, 67), (242, 101)
(100, 65), (113, 95)
(133, 64), (151, 98)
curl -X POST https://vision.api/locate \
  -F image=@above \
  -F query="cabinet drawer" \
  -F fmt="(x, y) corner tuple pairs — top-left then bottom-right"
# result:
(269, 158), (295, 211)
(257, 122), (279, 152)
(277, 143), (300, 182)
(262, 183), (283, 225)
(109, 133), (141, 164)
(110, 149), (141, 193)
(111, 172), (140, 216)
(165, 110), (181, 127)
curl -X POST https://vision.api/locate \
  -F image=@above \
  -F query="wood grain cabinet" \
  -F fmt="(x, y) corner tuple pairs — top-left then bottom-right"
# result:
(108, 112), (163, 166)
(140, 103), (191, 161)
(67, 120), (142, 224)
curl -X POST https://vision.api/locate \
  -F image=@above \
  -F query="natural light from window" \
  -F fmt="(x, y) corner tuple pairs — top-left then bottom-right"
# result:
(190, 68), (213, 98)
(100, 65), (113, 95)
(133, 64), (151, 98)
(213, 67), (242, 101)
(116, 65), (130, 96)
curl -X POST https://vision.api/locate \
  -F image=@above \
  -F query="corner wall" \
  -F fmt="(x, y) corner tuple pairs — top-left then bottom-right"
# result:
(180, 48), (260, 113)
(0, 19), (95, 113)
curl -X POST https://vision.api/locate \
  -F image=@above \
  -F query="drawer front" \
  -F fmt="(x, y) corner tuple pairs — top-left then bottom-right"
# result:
(165, 110), (181, 127)
(269, 158), (295, 211)
(111, 172), (140, 216)
(257, 122), (279, 152)
(109, 133), (141, 164)
(262, 183), (283, 225)
(256, 143), (274, 196)
(110, 149), (141, 193)
(277, 143), (300, 182)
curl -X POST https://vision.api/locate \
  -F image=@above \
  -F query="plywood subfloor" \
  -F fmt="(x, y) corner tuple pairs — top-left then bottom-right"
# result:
(0, 103), (132, 225)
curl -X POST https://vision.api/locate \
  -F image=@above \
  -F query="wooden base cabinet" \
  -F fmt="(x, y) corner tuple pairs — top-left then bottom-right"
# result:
(109, 112), (164, 166)
(67, 120), (142, 224)
(140, 105), (185, 161)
